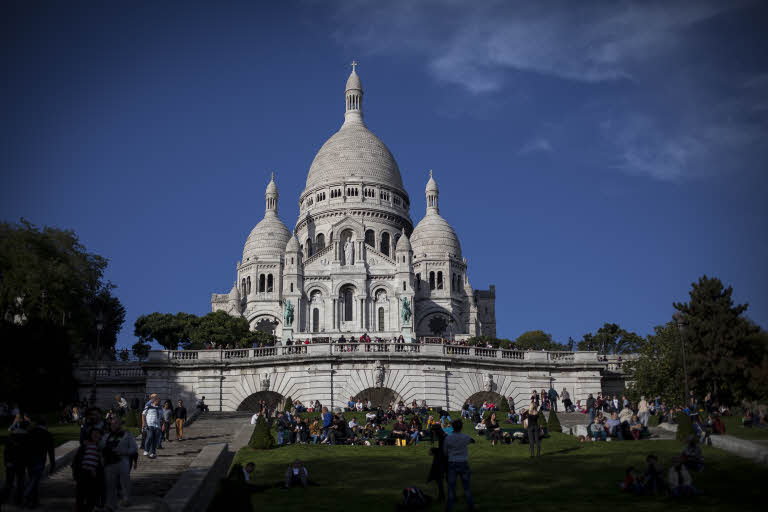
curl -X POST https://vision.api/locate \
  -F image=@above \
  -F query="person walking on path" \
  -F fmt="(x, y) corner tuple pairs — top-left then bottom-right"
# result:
(24, 417), (55, 508)
(548, 387), (559, 413)
(73, 427), (104, 512)
(638, 396), (650, 428)
(2, 420), (29, 506)
(102, 418), (138, 509)
(443, 419), (475, 511)
(174, 400), (187, 441)
(161, 400), (173, 446)
(141, 396), (163, 458)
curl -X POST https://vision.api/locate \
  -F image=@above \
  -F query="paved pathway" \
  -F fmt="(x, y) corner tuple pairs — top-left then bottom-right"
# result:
(6, 412), (251, 512)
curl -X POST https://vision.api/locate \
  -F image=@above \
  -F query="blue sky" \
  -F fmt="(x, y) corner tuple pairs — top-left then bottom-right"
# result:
(2, 0), (767, 349)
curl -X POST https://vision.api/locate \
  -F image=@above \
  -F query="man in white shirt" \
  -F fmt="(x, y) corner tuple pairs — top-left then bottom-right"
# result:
(250, 412), (260, 425)
(443, 420), (475, 511)
(355, 400), (364, 412)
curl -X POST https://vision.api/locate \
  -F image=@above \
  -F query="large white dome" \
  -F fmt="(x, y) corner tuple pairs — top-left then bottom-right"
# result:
(304, 119), (405, 192)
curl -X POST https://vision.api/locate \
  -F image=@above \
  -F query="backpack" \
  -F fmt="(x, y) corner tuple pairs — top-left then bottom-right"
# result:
(401, 487), (430, 509)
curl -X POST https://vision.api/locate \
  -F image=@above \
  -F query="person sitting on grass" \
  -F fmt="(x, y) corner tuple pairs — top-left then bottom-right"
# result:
(309, 420), (321, 444)
(618, 403), (633, 428)
(284, 459), (309, 489)
(629, 415), (643, 440)
(487, 412), (502, 446)
(681, 437), (704, 472)
(667, 457), (701, 497)
(589, 416), (608, 441)
(620, 467), (644, 494)
(408, 416), (422, 445)
(392, 415), (409, 445)
(642, 454), (666, 495)
(474, 418), (487, 437)
(605, 412), (623, 440)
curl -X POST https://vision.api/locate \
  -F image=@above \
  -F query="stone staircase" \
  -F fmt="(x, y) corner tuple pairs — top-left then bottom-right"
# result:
(5, 412), (251, 512)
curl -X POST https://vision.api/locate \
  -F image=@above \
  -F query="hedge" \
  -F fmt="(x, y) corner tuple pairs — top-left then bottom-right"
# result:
(675, 413), (695, 443)
(249, 414), (275, 450)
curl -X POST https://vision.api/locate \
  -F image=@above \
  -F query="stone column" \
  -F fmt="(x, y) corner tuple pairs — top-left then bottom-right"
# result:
(360, 298), (364, 329)
(332, 298), (337, 330)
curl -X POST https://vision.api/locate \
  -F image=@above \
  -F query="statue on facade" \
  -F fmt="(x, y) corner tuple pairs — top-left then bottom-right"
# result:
(401, 297), (411, 325)
(344, 240), (353, 265)
(260, 374), (270, 391)
(375, 361), (386, 388)
(283, 299), (294, 327)
(484, 373), (494, 392)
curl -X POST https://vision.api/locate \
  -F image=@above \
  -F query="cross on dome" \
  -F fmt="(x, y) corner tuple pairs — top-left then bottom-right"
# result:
(351, 60), (358, 72)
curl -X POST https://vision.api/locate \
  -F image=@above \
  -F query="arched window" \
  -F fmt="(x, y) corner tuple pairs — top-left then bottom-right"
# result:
(312, 308), (320, 333)
(306, 239), (313, 257)
(403, 281), (406, 291)
(342, 286), (354, 322)
(437, 271), (443, 290)
(290, 283), (294, 292)
(247, 276), (251, 294)
(267, 274), (273, 292)
(316, 233), (325, 250)
(429, 271), (435, 290)
(380, 232), (390, 256)
(378, 307), (385, 332)
(365, 229), (375, 247)
(241, 278), (246, 296)
(259, 274), (265, 293)
(416, 273), (421, 291)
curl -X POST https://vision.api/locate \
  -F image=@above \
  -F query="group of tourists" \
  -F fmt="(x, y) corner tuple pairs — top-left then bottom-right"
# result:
(621, 449), (703, 498)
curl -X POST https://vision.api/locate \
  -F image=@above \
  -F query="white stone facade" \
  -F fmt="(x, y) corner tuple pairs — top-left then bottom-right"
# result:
(211, 68), (496, 340)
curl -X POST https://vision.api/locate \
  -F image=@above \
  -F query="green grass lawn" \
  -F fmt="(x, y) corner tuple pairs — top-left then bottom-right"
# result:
(231, 428), (768, 512)
(720, 416), (768, 440)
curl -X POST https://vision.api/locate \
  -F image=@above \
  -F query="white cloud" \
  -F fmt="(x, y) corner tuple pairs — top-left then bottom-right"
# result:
(518, 137), (553, 155)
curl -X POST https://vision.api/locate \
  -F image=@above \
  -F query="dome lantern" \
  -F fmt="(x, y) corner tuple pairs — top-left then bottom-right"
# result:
(345, 60), (363, 124)
(265, 172), (278, 215)
(425, 170), (439, 214)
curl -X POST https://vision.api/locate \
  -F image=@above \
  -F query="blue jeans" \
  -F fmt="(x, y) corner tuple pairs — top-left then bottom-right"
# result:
(145, 426), (161, 455)
(445, 461), (473, 511)
(312, 434), (319, 444)
(410, 431), (420, 444)
(24, 462), (45, 504)
(277, 430), (284, 446)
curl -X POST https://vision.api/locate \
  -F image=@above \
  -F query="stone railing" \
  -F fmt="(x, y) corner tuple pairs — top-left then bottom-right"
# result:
(144, 346), (610, 366)
(75, 363), (145, 379)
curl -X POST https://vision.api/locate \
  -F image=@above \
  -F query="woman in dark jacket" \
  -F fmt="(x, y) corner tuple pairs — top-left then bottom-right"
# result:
(426, 424), (447, 502)
(525, 404), (542, 457)
(488, 412), (502, 446)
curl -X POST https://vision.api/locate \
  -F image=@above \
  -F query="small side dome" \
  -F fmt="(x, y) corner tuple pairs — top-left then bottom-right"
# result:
(228, 282), (240, 300)
(395, 228), (411, 252)
(242, 216), (291, 261)
(411, 214), (462, 261)
(285, 234), (300, 253)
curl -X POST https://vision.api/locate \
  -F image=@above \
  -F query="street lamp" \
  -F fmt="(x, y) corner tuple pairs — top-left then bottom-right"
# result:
(673, 312), (690, 407)
(95, 311), (104, 359)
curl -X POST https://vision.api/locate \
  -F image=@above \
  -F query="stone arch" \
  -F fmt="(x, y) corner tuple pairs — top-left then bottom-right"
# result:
(353, 387), (402, 409)
(416, 310), (461, 337)
(236, 391), (285, 412)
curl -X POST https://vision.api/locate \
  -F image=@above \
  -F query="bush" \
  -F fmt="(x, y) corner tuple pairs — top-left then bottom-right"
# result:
(676, 413), (695, 443)
(283, 395), (293, 411)
(248, 414), (275, 450)
(123, 410), (140, 428)
(547, 410), (562, 433)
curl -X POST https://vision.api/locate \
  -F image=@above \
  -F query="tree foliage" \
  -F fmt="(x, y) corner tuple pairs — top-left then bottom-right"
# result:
(673, 275), (762, 403)
(134, 310), (261, 350)
(577, 323), (644, 354)
(0, 219), (125, 407)
(248, 414), (275, 450)
(514, 330), (568, 351)
(625, 322), (685, 405)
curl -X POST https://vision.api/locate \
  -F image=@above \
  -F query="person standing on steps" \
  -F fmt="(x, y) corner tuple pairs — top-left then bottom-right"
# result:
(174, 400), (187, 441)
(141, 396), (163, 459)
(24, 417), (56, 508)
(443, 419), (475, 512)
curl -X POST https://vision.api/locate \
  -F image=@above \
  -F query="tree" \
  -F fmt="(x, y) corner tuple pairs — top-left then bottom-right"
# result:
(248, 414), (275, 450)
(134, 312), (194, 350)
(577, 323), (643, 354)
(625, 322), (685, 406)
(673, 275), (761, 402)
(0, 220), (125, 408)
(514, 330), (567, 351)
(134, 311), (254, 350)
(190, 311), (251, 348)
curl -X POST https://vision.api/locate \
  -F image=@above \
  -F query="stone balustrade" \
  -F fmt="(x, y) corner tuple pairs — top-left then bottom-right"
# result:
(140, 345), (615, 366)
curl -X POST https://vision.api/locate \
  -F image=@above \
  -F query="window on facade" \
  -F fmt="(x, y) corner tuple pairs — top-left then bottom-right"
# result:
(378, 307), (385, 332)
(241, 278), (246, 296)
(267, 274), (273, 292)
(365, 229), (375, 247)
(291, 257), (294, 264)
(290, 283), (294, 292)
(437, 272), (443, 289)
(416, 273), (421, 290)
(343, 287), (354, 321)
(403, 281), (406, 291)
(380, 232), (390, 256)
(247, 276), (251, 294)
(316, 233), (325, 250)
(306, 239), (313, 257)
(259, 274), (265, 293)
(312, 308), (320, 333)
(429, 271), (435, 290)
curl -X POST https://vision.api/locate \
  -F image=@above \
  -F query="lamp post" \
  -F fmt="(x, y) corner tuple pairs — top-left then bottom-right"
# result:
(95, 311), (104, 358)
(673, 312), (690, 406)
